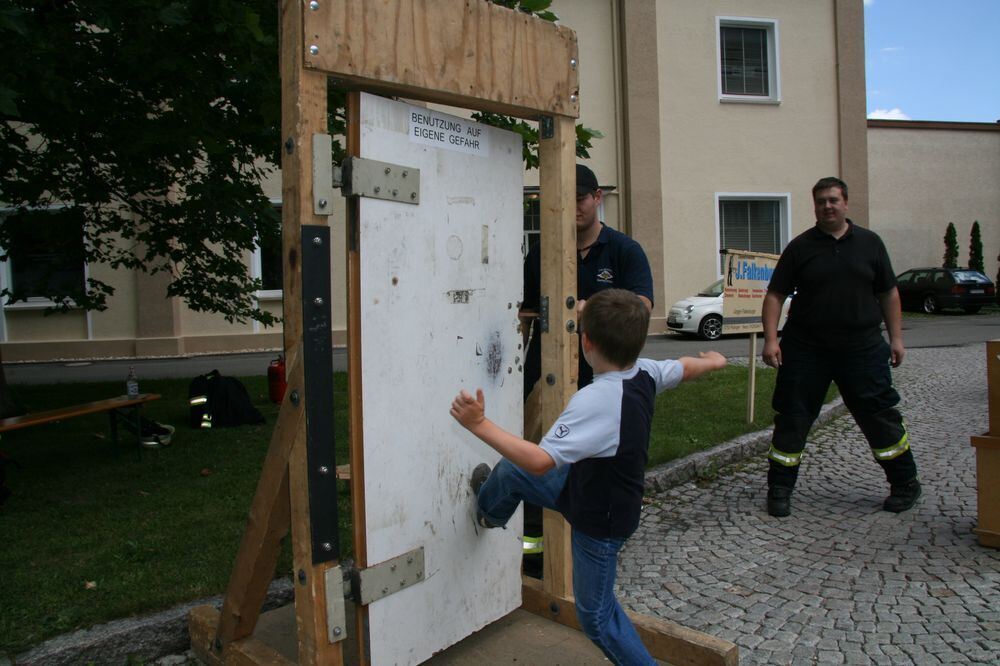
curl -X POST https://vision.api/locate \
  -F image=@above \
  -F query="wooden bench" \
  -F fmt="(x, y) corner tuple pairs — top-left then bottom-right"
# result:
(0, 393), (162, 445)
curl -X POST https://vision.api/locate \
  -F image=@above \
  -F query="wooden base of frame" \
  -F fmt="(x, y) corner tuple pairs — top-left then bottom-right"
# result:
(188, 577), (737, 666)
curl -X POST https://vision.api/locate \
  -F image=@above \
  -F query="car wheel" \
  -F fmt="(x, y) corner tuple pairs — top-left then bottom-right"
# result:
(963, 306), (981, 314)
(698, 314), (723, 341)
(922, 295), (937, 314)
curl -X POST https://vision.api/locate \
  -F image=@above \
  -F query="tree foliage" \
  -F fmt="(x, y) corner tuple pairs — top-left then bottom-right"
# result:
(942, 222), (958, 269)
(968, 221), (984, 272)
(0, 0), (599, 325)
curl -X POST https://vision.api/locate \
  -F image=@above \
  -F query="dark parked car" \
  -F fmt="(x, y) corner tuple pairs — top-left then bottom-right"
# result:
(895, 267), (995, 314)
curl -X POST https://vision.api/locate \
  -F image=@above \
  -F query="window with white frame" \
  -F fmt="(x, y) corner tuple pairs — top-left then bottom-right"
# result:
(717, 17), (780, 103)
(252, 201), (283, 299)
(716, 194), (789, 273)
(1, 207), (86, 307)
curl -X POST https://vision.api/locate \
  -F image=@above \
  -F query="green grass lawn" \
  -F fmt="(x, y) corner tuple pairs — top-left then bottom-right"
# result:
(0, 364), (824, 656)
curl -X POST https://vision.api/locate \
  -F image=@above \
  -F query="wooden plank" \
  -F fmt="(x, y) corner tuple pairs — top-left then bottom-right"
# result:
(190, 605), (294, 666)
(214, 350), (301, 647)
(971, 433), (1000, 550)
(345, 90), (371, 666)
(0, 393), (160, 432)
(303, 0), (579, 120)
(521, 578), (739, 666)
(280, 0), (342, 663)
(988, 340), (1000, 435)
(537, 115), (577, 600)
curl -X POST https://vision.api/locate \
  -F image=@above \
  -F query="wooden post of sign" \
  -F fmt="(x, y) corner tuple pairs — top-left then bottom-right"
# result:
(747, 333), (758, 424)
(190, 1), (738, 664)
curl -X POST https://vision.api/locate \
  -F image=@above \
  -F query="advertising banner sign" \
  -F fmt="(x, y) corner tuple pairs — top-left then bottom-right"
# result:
(721, 249), (780, 335)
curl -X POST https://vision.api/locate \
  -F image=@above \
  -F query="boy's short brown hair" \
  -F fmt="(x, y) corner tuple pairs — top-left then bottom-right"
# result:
(579, 289), (650, 368)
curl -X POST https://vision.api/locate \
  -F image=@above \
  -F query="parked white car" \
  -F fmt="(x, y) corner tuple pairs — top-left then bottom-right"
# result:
(666, 278), (791, 341)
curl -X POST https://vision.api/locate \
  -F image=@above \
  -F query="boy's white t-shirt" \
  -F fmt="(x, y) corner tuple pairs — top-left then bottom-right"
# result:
(539, 357), (684, 468)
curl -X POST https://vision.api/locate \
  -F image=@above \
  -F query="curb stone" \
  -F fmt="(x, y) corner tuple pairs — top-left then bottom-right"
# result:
(644, 397), (847, 494)
(13, 579), (294, 666)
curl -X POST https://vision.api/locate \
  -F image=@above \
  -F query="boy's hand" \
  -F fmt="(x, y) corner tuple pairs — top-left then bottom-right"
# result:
(699, 350), (727, 369)
(450, 389), (485, 431)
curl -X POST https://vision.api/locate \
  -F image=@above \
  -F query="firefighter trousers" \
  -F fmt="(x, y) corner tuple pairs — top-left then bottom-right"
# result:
(767, 336), (917, 490)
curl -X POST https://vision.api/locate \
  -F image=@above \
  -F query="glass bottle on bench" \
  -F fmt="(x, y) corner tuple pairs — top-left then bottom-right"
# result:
(126, 365), (139, 398)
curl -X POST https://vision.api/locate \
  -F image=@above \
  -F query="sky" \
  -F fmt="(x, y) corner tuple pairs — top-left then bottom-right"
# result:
(864, 0), (1000, 123)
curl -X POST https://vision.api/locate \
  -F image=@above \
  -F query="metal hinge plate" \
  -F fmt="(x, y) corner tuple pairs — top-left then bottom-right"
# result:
(341, 156), (420, 205)
(312, 135), (421, 212)
(354, 546), (425, 605)
(324, 566), (348, 644)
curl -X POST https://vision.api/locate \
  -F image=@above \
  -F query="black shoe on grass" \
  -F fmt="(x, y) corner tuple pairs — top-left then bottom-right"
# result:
(883, 479), (921, 513)
(767, 487), (792, 517)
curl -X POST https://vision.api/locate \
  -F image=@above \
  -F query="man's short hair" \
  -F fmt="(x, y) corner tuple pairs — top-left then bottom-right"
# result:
(812, 176), (848, 201)
(579, 289), (650, 368)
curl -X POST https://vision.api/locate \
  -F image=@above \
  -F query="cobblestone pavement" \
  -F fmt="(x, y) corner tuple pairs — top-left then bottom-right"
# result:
(619, 345), (1000, 665)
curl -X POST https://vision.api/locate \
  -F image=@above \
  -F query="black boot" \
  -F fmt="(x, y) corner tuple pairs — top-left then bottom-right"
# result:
(883, 479), (921, 513)
(767, 486), (792, 517)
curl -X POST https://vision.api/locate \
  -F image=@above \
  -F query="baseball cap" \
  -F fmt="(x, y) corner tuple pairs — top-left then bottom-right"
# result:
(576, 164), (600, 196)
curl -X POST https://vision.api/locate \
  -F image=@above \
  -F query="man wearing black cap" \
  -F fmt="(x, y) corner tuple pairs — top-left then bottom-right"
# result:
(521, 163), (654, 394)
(519, 164), (654, 576)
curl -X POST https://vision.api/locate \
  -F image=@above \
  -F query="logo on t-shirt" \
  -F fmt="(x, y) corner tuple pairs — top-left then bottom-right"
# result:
(596, 268), (613, 283)
(554, 424), (570, 438)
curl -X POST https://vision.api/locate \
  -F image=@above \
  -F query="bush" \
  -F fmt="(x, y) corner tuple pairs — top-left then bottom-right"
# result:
(943, 222), (958, 268)
(969, 221), (984, 272)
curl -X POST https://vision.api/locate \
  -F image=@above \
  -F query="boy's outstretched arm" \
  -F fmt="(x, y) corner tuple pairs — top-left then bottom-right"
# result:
(679, 351), (727, 381)
(450, 389), (556, 475)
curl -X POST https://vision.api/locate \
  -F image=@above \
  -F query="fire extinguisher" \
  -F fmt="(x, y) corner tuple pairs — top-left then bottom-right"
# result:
(267, 356), (287, 404)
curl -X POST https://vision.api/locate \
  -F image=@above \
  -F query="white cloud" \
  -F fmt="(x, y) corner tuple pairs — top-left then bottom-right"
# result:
(868, 108), (911, 120)
(864, 0), (875, 5)
(881, 46), (903, 52)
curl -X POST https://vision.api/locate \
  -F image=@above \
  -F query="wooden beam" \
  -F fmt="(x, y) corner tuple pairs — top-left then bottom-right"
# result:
(190, 605), (295, 666)
(521, 578), (739, 666)
(303, 0), (579, 120)
(344, 90), (370, 665)
(212, 353), (300, 647)
(537, 115), (577, 599)
(280, 0), (343, 663)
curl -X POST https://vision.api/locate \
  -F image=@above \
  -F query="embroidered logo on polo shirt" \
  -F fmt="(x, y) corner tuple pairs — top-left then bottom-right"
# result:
(555, 424), (570, 438)
(596, 268), (613, 283)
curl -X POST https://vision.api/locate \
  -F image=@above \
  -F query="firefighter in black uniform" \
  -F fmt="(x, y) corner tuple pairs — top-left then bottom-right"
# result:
(761, 177), (920, 517)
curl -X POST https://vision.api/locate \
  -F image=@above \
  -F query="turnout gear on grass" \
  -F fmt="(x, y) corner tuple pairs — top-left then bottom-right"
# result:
(188, 370), (265, 429)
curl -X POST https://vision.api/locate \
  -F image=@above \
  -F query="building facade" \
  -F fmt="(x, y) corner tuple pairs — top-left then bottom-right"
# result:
(11, 0), (973, 364)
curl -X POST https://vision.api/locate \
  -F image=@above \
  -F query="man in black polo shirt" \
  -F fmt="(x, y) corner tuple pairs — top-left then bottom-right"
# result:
(761, 177), (920, 518)
(522, 164), (654, 394)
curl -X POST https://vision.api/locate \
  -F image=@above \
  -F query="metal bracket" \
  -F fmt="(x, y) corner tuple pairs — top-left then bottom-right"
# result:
(540, 116), (554, 139)
(312, 134), (338, 216)
(352, 547), (425, 605)
(341, 157), (420, 204)
(539, 296), (550, 333)
(301, 225), (339, 563)
(312, 134), (420, 206)
(324, 566), (348, 644)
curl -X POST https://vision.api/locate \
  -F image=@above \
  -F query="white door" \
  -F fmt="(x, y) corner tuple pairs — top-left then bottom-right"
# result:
(357, 92), (524, 665)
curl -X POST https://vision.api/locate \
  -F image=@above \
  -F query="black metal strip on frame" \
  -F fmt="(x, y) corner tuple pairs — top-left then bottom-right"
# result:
(301, 224), (339, 563)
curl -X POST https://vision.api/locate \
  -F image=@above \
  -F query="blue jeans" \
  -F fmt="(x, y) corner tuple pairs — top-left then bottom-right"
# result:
(478, 460), (656, 665)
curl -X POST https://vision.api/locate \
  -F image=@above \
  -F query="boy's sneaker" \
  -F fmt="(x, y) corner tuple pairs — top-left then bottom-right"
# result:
(767, 487), (792, 517)
(883, 479), (921, 513)
(470, 464), (500, 529)
(470, 463), (491, 496)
